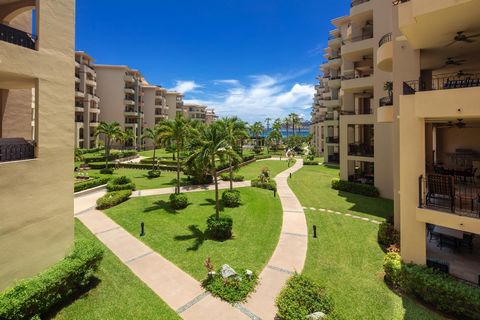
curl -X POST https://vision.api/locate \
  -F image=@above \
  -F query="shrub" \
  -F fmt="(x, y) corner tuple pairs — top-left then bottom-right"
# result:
(206, 214), (233, 240)
(74, 177), (110, 193)
(255, 155), (272, 160)
(222, 190), (241, 207)
(189, 174), (213, 185)
(202, 268), (257, 303)
(99, 168), (114, 174)
(378, 221), (400, 246)
(331, 178), (379, 197)
(251, 178), (277, 191)
(147, 170), (161, 178)
(253, 145), (263, 154)
(106, 176), (136, 191)
(220, 172), (245, 182)
(303, 160), (319, 166)
(96, 190), (132, 209)
(242, 155), (255, 162)
(169, 193), (189, 210)
(383, 252), (402, 287)
(0, 239), (103, 320)
(276, 273), (334, 320)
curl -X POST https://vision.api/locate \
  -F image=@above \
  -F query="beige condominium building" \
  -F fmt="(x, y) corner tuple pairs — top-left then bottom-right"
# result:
(95, 65), (145, 149)
(390, 0), (480, 284)
(0, 0), (74, 290)
(75, 51), (100, 149)
(143, 84), (168, 128)
(165, 90), (184, 119)
(311, 0), (394, 199)
(205, 108), (217, 124)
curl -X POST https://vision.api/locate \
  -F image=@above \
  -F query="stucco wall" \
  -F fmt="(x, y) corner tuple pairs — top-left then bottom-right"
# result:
(0, 0), (75, 290)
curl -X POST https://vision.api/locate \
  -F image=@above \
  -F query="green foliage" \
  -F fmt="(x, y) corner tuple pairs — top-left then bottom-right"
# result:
(84, 150), (137, 163)
(331, 178), (379, 197)
(242, 155), (255, 162)
(0, 240), (104, 320)
(251, 178), (277, 191)
(378, 221), (400, 246)
(169, 193), (189, 210)
(222, 190), (241, 207)
(99, 168), (114, 174)
(220, 172), (245, 182)
(147, 170), (161, 178)
(202, 269), (257, 303)
(74, 177), (110, 193)
(303, 160), (319, 166)
(284, 135), (305, 152)
(106, 176), (136, 191)
(383, 253), (480, 319)
(276, 273), (334, 320)
(253, 145), (263, 154)
(75, 147), (104, 155)
(206, 214), (233, 240)
(255, 154), (272, 160)
(96, 190), (132, 209)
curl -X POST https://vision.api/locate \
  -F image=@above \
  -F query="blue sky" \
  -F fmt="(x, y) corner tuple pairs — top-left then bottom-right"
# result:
(76, 1), (348, 123)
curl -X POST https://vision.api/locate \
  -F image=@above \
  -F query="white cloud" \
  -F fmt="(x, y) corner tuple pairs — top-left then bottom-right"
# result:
(213, 79), (240, 86)
(170, 80), (202, 94)
(183, 74), (315, 123)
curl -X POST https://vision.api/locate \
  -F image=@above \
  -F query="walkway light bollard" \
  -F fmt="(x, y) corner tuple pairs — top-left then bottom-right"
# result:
(274, 189), (276, 198)
(313, 225), (317, 238)
(140, 222), (145, 237)
(289, 172), (292, 179)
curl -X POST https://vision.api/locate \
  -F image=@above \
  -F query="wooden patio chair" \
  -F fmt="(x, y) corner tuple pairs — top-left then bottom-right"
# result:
(426, 174), (455, 212)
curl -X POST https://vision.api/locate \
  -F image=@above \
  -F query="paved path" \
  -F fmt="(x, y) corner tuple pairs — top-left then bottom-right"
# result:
(74, 158), (308, 319)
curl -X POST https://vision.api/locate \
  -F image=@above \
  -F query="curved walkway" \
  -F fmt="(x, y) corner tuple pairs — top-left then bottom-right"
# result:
(73, 159), (307, 319)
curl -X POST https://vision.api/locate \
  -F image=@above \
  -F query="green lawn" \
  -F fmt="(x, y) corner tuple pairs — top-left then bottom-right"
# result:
(138, 148), (176, 159)
(236, 159), (294, 181)
(288, 165), (393, 220)
(52, 220), (179, 320)
(76, 168), (189, 190)
(288, 165), (443, 320)
(104, 187), (282, 280)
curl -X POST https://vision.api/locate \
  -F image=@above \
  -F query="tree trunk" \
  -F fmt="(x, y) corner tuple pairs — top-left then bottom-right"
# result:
(152, 146), (157, 171)
(176, 146), (180, 194)
(105, 136), (109, 169)
(214, 169), (219, 220)
(229, 158), (233, 190)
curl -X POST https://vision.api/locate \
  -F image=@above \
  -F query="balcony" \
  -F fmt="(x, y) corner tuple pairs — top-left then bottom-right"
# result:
(328, 153), (340, 164)
(124, 88), (135, 94)
(348, 143), (374, 157)
(377, 33), (393, 72)
(323, 98), (341, 108)
(328, 35), (342, 48)
(0, 138), (35, 162)
(124, 99), (135, 106)
(341, 34), (374, 60)
(378, 96), (394, 123)
(351, 0), (370, 8)
(124, 75), (135, 83)
(327, 76), (342, 89)
(326, 137), (339, 144)
(342, 72), (374, 92)
(75, 106), (84, 112)
(85, 79), (96, 87)
(0, 23), (37, 50)
(350, 0), (373, 18)
(75, 91), (85, 98)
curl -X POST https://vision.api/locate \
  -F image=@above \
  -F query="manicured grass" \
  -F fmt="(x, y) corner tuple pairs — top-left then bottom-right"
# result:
(236, 159), (294, 181)
(289, 165), (443, 320)
(76, 168), (189, 190)
(288, 164), (393, 220)
(105, 187), (282, 280)
(52, 220), (179, 320)
(138, 148), (177, 159)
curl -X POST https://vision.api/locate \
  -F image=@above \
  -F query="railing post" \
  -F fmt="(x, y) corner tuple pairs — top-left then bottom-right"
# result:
(418, 175), (423, 208)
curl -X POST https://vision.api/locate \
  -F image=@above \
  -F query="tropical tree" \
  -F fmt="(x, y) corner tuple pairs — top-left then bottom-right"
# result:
(186, 123), (240, 219)
(268, 128), (282, 150)
(142, 126), (162, 171)
(384, 81), (393, 99)
(272, 118), (282, 131)
(250, 121), (264, 147)
(95, 121), (122, 169)
(157, 115), (191, 194)
(218, 117), (248, 190)
(289, 113), (301, 136)
(265, 117), (272, 132)
(117, 129), (135, 152)
(283, 117), (291, 137)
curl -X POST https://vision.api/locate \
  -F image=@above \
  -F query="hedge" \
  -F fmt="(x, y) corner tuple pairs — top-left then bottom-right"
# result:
(303, 160), (319, 166)
(378, 221), (400, 246)
(220, 172), (245, 182)
(140, 158), (179, 166)
(276, 273), (335, 320)
(106, 176), (136, 192)
(383, 252), (480, 319)
(117, 163), (179, 171)
(331, 178), (379, 197)
(74, 176), (110, 193)
(251, 178), (277, 191)
(0, 239), (103, 320)
(169, 193), (189, 210)
(76, 147), (104, 155)
(222, 189), (241, 207)
(84, 150), (137, 163)
(96, 190), (132, 209)
(255, 155), (272, 160)
(206, 214), (233, 240)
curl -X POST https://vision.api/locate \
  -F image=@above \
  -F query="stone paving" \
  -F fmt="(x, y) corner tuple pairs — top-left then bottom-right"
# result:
(302, 206), (383, 225)
(74, 159), (308, 319)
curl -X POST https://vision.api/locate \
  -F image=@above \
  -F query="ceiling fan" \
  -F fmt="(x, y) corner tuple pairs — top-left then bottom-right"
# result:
(444, 57), (466, 66)
(456, 70), (473, 77)
(436, 119), (479, 129)
(446, 31), (480, 47)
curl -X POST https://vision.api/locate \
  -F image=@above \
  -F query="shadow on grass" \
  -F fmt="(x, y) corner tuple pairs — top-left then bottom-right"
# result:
(174, 225), (206, 251)
(43, 277), (101, 319)
(199, 198), (225, 212)
(143, 200), (179, 214)
(337, 190), (393, 220)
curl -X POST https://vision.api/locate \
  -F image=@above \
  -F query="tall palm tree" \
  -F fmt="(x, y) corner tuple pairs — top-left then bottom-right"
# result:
(117, 129), (135, 151)
(272, 118), (282, 131)
(187, 123), (240, 219)
(289, 113), (301, 136)
(157, 115), (190, 194)
(250, 121), (264, 147)
(265, 117), (272, 132)
(268, 128), (282, 150)
(142, 126), (162, 171)
(218, 117), (248, 190)
(283, 117), (290, 138)
(95, 121), (122, 169)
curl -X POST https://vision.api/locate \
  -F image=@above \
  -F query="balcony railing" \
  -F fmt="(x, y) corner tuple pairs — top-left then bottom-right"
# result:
(379, 96), (393, 107)
(343, 33), (373, 44)
(392, 0), (410, 6)
(348, 143), (374, 157)
(0, 138), (35, 162)
(419, 174), (480, 219)
(403, 72), (480, 95)
(351, 0), (370, 7)
(342, 71), (374, 80)
(325, 114), (336, 121)
(379, 32), (392, 48)
(328, 153), (339, 164)
(326, 137), (339, 144)
(0, 23), (37, 50)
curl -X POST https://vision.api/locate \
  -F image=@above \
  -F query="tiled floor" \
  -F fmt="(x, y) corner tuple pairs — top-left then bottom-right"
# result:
(427, 233), (480, 284)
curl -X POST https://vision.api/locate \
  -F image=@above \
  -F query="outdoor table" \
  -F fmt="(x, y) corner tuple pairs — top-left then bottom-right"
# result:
(433, 226), (463, 239)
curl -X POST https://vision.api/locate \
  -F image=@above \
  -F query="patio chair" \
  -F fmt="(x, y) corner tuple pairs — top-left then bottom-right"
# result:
(438, 234), (459, 252)
(426, 258), (449, 273)
(460, 233), (474, 253)
(426, 174), (455, 212)
(427, 224), (440, 243)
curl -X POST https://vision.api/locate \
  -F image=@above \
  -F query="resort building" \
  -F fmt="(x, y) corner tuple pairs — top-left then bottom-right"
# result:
(0, 0), (75, 290)
(75, 51), (100, 149)
(205, 108), (217, 124)
(95, 65), (144, 149)
(392, 0), (480, 284)
(182, 104), (207, 122)
(165, 90), (184, 119)
(143, 84), (168, 128)
(311, 0), (394, 199)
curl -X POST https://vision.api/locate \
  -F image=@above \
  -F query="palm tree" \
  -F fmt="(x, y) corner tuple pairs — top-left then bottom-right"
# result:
(289, 113), (301, 136)
(117, 129), (135, 152)
(157, 114), (190, 194)
(265, 117), (272, 132)
(95, 121), (122, 169)
(250, 121), (264, 147)
(142, 126), (162, 171)
(268, 128), (282, 150)
(187, 123), (240, 219)
(218, 117), (248, 190)
(384, 81), (393, 99)
(283, 117), (290, 137)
